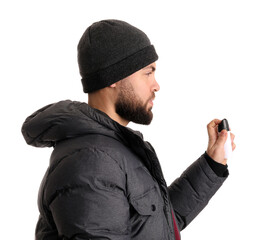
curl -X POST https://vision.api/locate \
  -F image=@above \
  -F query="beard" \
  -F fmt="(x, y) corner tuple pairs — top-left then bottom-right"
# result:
(115, 80), (154, 125)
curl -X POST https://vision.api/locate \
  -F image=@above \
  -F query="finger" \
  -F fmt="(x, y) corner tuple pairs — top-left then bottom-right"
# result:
(207, 119), (221, 129)
(217, 129), (228, 146)
(230, 132), (235, 142)
(207, 119), (221, 144)
(232, 143), (236, 151)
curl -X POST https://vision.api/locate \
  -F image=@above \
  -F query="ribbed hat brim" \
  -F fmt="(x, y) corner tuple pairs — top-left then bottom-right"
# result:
(81, 45), (158, 93)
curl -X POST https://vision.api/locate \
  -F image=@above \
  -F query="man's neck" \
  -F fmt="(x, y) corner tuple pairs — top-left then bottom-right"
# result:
(88, 92), (129, 127)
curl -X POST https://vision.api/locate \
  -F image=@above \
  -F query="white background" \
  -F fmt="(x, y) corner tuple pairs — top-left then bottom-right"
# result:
(1, 0), (262, 239)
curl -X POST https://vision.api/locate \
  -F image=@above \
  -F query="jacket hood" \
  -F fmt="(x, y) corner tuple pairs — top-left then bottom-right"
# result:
(21, 100), (128, 148)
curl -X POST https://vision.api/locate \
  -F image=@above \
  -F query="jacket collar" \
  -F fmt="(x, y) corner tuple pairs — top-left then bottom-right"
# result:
(22, 100), (144, 148)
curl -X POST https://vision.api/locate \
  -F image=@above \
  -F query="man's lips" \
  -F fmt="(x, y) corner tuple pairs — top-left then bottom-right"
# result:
(148, 96), (155, 107)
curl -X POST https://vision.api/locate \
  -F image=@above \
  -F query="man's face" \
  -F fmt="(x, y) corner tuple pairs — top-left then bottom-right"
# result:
(115, 62), (160, 125)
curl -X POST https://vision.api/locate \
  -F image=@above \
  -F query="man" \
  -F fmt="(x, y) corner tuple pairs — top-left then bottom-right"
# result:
(22, 20), (235, 240)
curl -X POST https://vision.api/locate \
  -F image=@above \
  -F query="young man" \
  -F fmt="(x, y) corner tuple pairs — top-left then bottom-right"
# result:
(22, 20), (235, 240)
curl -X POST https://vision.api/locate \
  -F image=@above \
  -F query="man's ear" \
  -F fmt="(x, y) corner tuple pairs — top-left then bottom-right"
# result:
(110, 83), (117, 88)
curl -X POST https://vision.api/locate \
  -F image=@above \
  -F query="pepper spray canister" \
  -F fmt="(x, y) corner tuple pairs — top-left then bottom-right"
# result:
(218, 119), (232, 159)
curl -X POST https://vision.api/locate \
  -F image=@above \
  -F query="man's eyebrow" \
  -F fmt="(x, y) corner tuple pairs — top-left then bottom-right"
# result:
(143, 65), (156, 72)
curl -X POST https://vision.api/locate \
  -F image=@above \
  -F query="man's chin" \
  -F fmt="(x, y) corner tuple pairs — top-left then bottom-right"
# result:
(139, 112), (153, 125)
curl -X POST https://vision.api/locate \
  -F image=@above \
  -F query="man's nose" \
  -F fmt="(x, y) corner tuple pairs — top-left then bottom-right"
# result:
(153, 78), (160, 92)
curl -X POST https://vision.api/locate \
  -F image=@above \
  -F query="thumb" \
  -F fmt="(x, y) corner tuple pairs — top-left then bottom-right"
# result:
(217, 130), (228, 146)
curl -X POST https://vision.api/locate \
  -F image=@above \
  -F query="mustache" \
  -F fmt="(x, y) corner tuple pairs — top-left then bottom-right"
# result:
(148, 93), (155, 102)
(145, 93), (156, 110)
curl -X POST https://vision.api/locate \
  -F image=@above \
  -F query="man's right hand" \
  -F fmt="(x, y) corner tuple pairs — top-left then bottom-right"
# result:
(206, 119), (236, 165)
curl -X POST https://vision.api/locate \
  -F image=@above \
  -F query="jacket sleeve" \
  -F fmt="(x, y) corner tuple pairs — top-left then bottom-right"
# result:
(168, 154), (228, 230)
(47, 148), (131, 240)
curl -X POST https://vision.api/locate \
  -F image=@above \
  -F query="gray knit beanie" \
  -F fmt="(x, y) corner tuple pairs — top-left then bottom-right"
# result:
(77, 19), (158, 93)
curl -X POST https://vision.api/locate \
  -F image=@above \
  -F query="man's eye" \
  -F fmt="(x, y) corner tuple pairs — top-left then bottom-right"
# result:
(146, 72), (152, 76)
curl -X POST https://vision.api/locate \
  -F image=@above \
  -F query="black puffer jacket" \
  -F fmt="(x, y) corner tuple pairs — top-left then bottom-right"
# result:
(22, 100), (227, 240)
